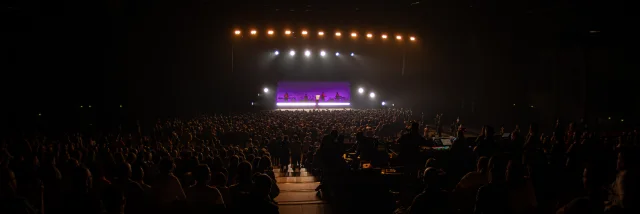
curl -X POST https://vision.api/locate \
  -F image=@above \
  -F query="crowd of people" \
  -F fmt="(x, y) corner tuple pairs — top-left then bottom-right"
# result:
(1, 108), (638, 214)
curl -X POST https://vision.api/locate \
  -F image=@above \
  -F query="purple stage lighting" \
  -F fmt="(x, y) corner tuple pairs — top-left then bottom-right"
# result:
(276, 81), (351, 107)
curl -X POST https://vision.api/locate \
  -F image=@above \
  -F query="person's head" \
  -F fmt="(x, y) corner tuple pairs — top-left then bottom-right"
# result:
(194, 164), (212, 186)
(410, 122), (420, 133)
(158, 158), (175, 174)
(212, 172), (227, 187)
(236, 161), (253, 183)
(252, 157), (261, 172)
(488, 154), (509, 183)
(425, 158), (438, 169)
(422, 167), (440, 188)
(131, 165), (145, 182)
(115, 163), (132, 179)
(102, 187), (126, 213)
(252, 173), (272, 198)
(477, 156), (489, 173)
(257, 156), (272, 173)
(617, 147), (640, 171)
(484, 126), (494, 137)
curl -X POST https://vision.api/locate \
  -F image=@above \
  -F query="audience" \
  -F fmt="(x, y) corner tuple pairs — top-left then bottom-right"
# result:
(0, 109), (638, 214)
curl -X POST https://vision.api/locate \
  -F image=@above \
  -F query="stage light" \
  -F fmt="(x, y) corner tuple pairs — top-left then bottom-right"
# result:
(382, 102), (386, 106)
(366, 33), (373, 38)
(392, 104), (395, 107)
(335, 52), (340, 56)
(381, 34), (388, 39)
(351, 32), (357, 37)
(301, 30), (308, 35)
(88, 105), (92, 108)
(358, 88), (364, 94)
(274, 50), (279, 55)
(250, 30), (257, 35)
(396, 35), (402, 40)
(289, 50), (295, 56)
(251, 102), (254, 106)
(263, 88), (269, 93)
(119, 104), (123, 108)
(38, 113), (42, 116)
(285, 30), (291, 35)
(350, 53), (354, 56)
(267, 30), (274, 35)
(320, 51), (326, 56)
(234, 30), (241, 35)
(369, 92), (376, 98)
(80, 105), (84, 108)
(608, 116), (611, 120)
(318, 31), (324, 36)
(410, 36), (416, 41)
(304, 50), (311, 57)
(335, 32), (341, 37)
(621, 119), (625, 122)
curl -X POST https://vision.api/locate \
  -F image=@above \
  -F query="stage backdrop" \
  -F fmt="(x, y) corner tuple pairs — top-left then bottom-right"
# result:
(276, 81), (351, 103)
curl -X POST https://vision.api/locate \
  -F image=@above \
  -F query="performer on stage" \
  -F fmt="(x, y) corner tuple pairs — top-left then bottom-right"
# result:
(284, 92), (289, 102)
(304, 94), (309, 101)
(335, 92), (340, 101)
(320, 92), (326, 101)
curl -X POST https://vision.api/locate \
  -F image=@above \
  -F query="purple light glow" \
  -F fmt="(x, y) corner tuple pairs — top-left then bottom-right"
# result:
(276, 81), (351, 105)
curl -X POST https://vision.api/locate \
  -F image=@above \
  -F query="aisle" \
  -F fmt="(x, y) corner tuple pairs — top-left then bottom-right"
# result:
(273, 167), (332, 214)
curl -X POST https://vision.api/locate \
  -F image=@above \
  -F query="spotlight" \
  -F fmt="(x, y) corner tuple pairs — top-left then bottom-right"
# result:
(320, 51), (326, 56)
(351, 32), (357, 37)
(302, 30), (308, 35)
(369, 92), (376, 98)
(267, 30), (274, 35)
(318, 31), (324, 36)
(250, 30), (257, 35)
(335, 52), (340, 56)
(335, 32), (341, 37)
(289, 50), (295, 56)
(234, 30), (241, 35)
(382, 102), (386, 106)
(396, 35), (402, 40)
(410, 36), (416, 41)
(366, 33), (373, 38)
(305, 50), (311, 57)
(251, 102), (254, 106)
(263, 88), (269, 93)
(285, 30), (291, 35)
(381, 34), (388, 39)
(358, 88), (364, 94)
(350, 53), (354, 56)
(274, 50), (279, 55)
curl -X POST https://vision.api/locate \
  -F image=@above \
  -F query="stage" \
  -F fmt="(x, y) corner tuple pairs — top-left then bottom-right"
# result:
(275, 108), (352, 111)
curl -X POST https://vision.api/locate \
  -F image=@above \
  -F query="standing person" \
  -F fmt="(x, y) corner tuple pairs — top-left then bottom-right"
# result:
(280, 136), (291, 173)
(284, 92), (289, 102)
(398, 122), (427, 177)
(290, 137), (303, 172)
(268, 137), (280, 167)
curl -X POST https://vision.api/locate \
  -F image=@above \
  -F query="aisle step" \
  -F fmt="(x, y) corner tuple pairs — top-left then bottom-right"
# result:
(276, 176), (318, 183)
(275, 191), (322, 202)
(278, 182), (320, 192)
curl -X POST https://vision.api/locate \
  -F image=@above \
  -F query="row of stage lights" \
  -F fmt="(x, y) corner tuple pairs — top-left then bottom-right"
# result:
(234, 29), (416, 41)
(274, 50), (355, 57)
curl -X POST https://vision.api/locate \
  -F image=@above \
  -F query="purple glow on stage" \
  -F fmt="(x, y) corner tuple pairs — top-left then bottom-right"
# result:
(276, 102), (351, 107)
(276, 81), (351, 105)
